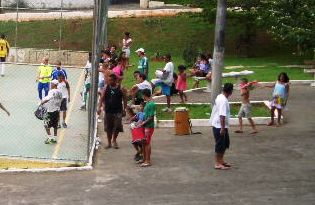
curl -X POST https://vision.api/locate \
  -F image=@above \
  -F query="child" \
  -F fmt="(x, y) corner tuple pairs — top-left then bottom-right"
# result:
(235, 78), (258, 134)
(57, 74), (70, 128)
(176, 65), (188, 103)
(139, 89), (156, 167)
(130, 102), (146, 162)
(267, 72), (290, 126)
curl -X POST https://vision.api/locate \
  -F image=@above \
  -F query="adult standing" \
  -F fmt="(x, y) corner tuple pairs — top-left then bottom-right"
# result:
(52, 61), (67, 80)
(136, 48), (149, 78)
(122, 32), (132, 66)
(0, 34), (10, 77)
(97, 74), (127, 149)
(151, 54), (174, 112)
(210, 83), (234, 170)
(40, 80), (63, 144)
(36, 57), (53, 101)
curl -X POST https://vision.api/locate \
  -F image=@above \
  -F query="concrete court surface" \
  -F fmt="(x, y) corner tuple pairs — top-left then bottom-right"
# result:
(0, 85), (314, 205)
(0, 64), (88, 162)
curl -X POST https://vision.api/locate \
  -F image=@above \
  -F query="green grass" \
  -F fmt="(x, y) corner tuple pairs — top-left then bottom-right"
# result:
(156, 103), (270, 120)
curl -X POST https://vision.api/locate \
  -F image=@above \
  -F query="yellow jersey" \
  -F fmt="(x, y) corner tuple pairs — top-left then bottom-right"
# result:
(0, 39), (10, 58)
(38, 64), (53, 83)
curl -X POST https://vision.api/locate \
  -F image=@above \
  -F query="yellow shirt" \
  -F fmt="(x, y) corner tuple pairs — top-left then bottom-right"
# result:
(38, 64), (52, 83)
(0, 39), (10, 58)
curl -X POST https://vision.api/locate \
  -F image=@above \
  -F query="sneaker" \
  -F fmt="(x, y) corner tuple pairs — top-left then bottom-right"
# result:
(134, 153), (140, 161)
(62, 122), (67, 128)
(135, 155), (143, 162)
(57, 124), (61, 129)
(50, 138), (57, 143)
(80, 105), (86, 111)
(97, 119), (102, 123)
(44, 138), (51, 144)
(162, 107), (172, 112)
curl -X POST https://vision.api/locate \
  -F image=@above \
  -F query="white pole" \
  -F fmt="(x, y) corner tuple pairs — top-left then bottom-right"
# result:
(14, 0), (19, 63)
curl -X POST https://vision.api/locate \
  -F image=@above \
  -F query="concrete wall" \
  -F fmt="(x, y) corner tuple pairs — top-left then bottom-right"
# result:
(8, 47), (89, 67)
(2, 0), (94, 9)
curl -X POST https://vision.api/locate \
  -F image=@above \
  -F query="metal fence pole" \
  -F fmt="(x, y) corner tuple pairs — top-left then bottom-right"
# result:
(14, 0), (19, 62)
(59, 0), (64, 50)
(87, 0), (109, 162)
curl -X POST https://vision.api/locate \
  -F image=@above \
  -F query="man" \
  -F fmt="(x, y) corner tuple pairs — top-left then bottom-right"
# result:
(0, 34), (10, 77)
(151, 54), (174, 112)
(97, 74), (127, 149)
(210, 83), (234, 170)
(40, 80), (63, 144)
(136, 48), (149, 77)
(57, 74), (70, 128)
(36, 57), (53, 101)
(110, 45), (118, 62)
(52, 61), (67, 80)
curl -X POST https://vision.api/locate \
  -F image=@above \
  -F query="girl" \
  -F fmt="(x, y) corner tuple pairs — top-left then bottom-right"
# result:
(267, 72), (290, 126)
(122, 32), (132, 66)
(191, 54), (210, 88)
(176, 65), (188, 103)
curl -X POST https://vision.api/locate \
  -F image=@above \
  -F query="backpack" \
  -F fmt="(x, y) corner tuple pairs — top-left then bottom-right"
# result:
(34, 105), (47, 120)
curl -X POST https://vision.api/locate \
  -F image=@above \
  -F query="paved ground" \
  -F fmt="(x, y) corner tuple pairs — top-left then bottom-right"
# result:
(0, 85), (314, 205)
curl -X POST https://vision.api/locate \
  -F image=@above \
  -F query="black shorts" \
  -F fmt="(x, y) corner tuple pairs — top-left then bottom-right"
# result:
(104, 112), (123, 134)
(0, 57), (6, 62)
(212, 127), (230, 154)
(44, 111), (60, 129)
(60, 98), (67, 111)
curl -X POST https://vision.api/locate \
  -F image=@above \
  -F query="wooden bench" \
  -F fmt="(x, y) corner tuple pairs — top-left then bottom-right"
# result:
(303, 60), (315, 86)
(194, 70), (254, 92)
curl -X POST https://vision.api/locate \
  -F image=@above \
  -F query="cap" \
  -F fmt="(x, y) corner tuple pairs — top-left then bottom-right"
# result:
(135, 48), (145, 53)
(51, 80), (59, 85)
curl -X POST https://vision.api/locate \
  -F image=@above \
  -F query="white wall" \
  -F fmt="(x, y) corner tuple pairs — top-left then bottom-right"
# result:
(2, 0), (94, 9)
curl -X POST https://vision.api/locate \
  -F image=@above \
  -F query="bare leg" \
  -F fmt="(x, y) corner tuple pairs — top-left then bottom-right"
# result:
(45, 128), (51, 136)
(248, 118), (258, 133)
(106, 131), (113, 148)
(112, 132), (119, 149)
(63, 112), (67, 123)
(53, 127), (58, 136)
(215, 153), (225, 165)
(166, 96), (171, 108)
(239, 117), (243, 131)
(268, 107), (276, 125)
(277, 108), (282, 126)
(179, 91), (184, 103)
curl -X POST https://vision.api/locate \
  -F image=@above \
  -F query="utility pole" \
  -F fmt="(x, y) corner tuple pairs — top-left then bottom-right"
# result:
(211, 0), (227, 104)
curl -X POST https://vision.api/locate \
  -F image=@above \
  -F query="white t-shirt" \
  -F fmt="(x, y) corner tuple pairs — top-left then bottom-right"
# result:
(57, 81), (69, 99)
(44, 89), (63, 113)
(122, 38), (132, 49)
(163, 62), (174, 86)
(210, 94), (230, 128)
(136, 80), (152, 93)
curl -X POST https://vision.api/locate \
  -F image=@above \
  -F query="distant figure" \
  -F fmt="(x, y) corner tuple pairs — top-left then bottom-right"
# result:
(110, 45), (118, 62)
(136, 48), (149, 78)
(266, 72), (290, 127)
(122, 32), (132, 66)
(0, 34), (10, 77)
(80, 53), (92, 111)
(210, 83), (233, 170)
(0, 102), (10, 116)
(36, 57), (53, 101)
(176, 65), (188, 103)
(235, 78), (258, 134)
(52, 61), (67, 80)
(57, 74), (70, 128)
(40, 80), (63, 144)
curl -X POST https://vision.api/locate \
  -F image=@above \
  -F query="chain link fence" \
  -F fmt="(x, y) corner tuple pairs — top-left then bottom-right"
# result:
(0, 2), (99, 168)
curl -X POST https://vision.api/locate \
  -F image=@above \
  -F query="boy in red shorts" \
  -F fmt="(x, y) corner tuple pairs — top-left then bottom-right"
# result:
(140, 89), (156, 167)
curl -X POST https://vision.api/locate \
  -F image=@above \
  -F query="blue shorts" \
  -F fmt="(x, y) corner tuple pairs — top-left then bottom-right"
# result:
(156, 82), (171, 96)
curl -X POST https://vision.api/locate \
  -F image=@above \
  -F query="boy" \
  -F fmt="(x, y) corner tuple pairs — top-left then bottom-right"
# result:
(57, 74), (70, 128)
(40, 80), (63, 144)
(139, 89), (156, 167)
(235, 78), (258, 134)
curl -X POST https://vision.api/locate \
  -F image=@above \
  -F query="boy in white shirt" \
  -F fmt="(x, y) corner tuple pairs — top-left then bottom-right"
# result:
(57, 74), (70, 128)
(210, 83), (233, 170)
(40, 80), (63, 144)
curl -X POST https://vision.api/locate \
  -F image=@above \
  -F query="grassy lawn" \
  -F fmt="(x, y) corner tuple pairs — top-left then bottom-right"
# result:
(156, 103), (270, 120)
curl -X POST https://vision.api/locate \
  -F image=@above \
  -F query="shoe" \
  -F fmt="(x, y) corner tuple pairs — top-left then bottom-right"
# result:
(62, 122), (67, 128)
(44, 138), (51, 144)
(80, 105), (86, 111)
(57, 124), (61, 129)
(50, 138), (57, 143)
(97, 119), (102, 123)
(134, 153), (140, 161)
(162, 107), (172, 112)
(214, 164), (230, 170)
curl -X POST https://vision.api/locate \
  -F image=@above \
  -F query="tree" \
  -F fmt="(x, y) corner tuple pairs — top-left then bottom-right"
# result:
(258, 0), (315, 55)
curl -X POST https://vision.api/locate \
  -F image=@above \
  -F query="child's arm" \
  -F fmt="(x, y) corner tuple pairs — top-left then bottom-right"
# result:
(0, 103), (10, 116)
(66, 81), (71, 102)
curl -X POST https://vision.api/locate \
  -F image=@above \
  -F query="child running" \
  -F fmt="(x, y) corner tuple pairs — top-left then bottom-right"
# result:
(139, 89), (156, 167)
(176, 65), (188, 103)
(235, 78), (258, 134)
(267, 72), (290, 126)
(130, 102), (146, 162)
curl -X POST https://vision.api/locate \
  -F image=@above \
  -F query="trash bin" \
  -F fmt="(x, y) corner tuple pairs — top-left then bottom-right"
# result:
(174, 107), (190, 135)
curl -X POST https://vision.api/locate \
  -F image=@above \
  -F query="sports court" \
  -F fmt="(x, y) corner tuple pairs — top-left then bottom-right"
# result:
(0, 64), (89, 162)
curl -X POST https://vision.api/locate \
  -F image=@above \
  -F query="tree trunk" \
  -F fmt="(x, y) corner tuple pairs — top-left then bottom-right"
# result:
(140, 0), (149, 8)
(211, 0), (227, 104)
(0, 0), (3, 14)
